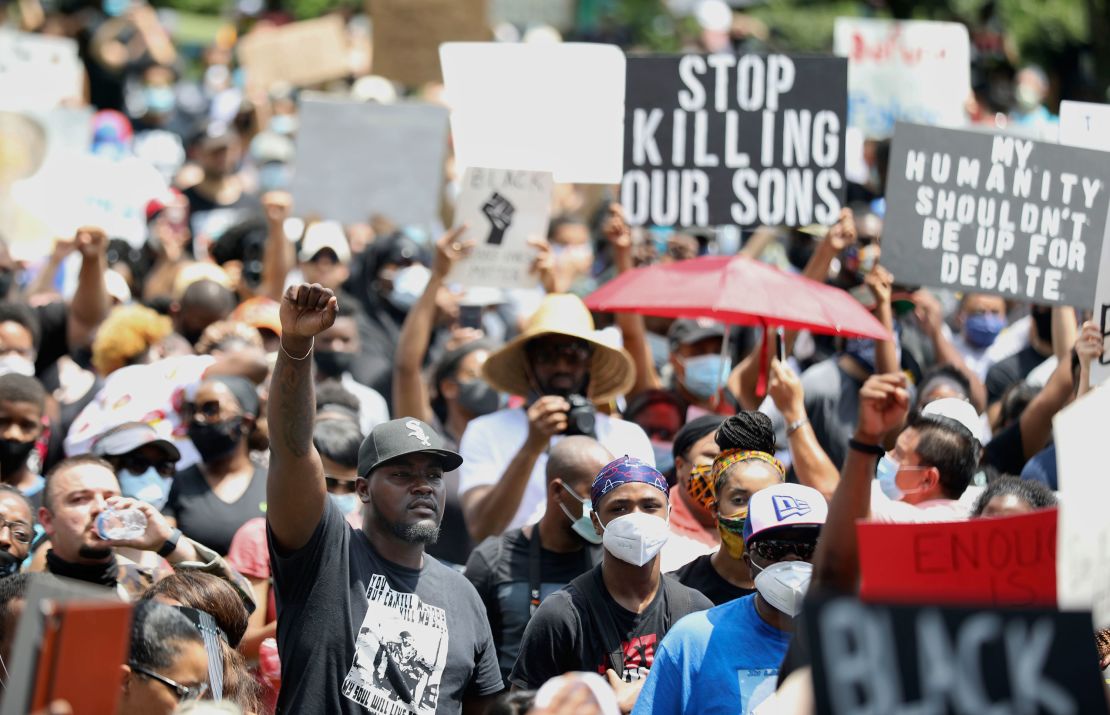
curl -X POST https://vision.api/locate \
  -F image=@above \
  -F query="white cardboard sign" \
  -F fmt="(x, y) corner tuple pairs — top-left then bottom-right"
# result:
(0, 30), (84, 111)
(449, 167), (553, 289)
(833, 18), (970, 140)
(1054, 384), (1110, 629)
(440, 42), (625, 184)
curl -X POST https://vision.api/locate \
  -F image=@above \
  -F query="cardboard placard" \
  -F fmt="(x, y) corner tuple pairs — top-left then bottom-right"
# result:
(441, 42), (626, 184)
(857, 509), (1057, 608)
(448, 167), (553, 289)
(0, 30), (84, 111)
(490, 0), (576, 31)
(290, 96), (449, 228)
(370, 0), (490, 88)
(807, 597), (1106, 715)
(620, 54), (847, 229)
(237, 16), (350, 91)
(882, 122), (1110, 307)
(833, 18), (970, 140)
(1059, 100), (1110, 385)
(1054, 384), (1110, 629)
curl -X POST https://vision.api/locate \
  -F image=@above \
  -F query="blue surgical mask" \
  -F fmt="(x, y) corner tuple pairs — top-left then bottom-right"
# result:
(558, 482), (602, 545)
(143, 86), (176, 115)
(269, 114), (298, 136)
(330, 492), (360, 515)
(387, 264), (431, 311)
(119, 468), (169, 510)
(964, 313), (1006, 349)
(651, 441), (675, 476)
(258, 162), (291, 192)
(843, 324), (902, 373)
(680, 354), (732, 400)
(876, 455), (904, 501)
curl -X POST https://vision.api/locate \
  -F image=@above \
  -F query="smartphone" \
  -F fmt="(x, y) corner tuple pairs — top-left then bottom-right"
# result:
(776, 326), (786, 363)
(459, 305), (483, 330)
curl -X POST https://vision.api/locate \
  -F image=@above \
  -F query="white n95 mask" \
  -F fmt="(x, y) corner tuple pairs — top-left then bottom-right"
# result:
(753, 560), (813, 617)
(600, 511), (670, 567)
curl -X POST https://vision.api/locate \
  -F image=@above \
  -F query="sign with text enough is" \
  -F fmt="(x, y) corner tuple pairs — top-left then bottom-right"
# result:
(621, 53), (847, 229)
(883, 122), (1110, 307)
(807, 597), (1106, 715)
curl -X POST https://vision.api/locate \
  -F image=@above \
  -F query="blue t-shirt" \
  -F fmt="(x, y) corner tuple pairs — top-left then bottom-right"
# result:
(632, 594), (791, 715)
(1021, 444), (1057, 491)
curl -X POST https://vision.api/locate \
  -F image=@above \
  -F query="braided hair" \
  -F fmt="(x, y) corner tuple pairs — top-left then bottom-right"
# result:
(712, 411), (779, 496)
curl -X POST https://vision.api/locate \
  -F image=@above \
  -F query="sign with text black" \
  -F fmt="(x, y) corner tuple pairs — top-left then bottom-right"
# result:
(807, 597), (1107, 715)
(883, 122), (1110, 307)
(620, 54), (847, 229)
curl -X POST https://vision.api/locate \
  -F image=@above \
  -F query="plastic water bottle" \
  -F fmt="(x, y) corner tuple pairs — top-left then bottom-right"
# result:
(96, 507), (147, 541)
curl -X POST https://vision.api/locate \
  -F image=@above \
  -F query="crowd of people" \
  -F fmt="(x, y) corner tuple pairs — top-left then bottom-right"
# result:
(1, 0), (1108, 713)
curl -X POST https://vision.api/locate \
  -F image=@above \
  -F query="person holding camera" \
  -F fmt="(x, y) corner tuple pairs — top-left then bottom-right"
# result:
(458, 294), (654, 542)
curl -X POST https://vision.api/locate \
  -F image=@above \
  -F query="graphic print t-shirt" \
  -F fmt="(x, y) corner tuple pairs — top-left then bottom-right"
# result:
(269, 500), (502, 715)
(509, 565), (712, 690)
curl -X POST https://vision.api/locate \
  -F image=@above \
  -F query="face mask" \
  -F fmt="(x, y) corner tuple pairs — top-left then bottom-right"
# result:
(600, 511), (670, 567)
(1015, 84), (1041, 111)
(143, 86), (176, 114)
(258, 162), (292, 192)
(680, 354), (732, 400)
(269, 114), (298, 136)
(456, 378), (501, 417)
(752, 560), (813, 618)
(330, 491), (360, 514)
(119, 468), (170, 510)
(314, 350), (354, 378)
(551, 243), (594, 267)
(188, 418), (243, 463)
(387, 264), (431, 311)
(558, 482), (603, 545)
(964, 313), (1006, 349)
(102, 0), (129, 16)
(717, 507), (748, 559)
(651, 441), (674, 476)
(0, 437), (35, 477)
(0, 549), (19, 577)
(876, 455), (928, 502)
(0, 354), (35, 377)
(843, 324), (902, 373)
(685, 464), (715, 513)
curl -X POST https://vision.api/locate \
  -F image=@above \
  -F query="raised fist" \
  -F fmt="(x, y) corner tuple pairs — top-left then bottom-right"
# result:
(482, 192), (515, 246)
(280, 283), (338, 340)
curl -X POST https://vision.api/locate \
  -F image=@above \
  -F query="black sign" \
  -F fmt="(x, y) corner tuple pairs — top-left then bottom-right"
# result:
(620, 53), (847, 229)
(807, 597), (1107, 715)
(883, 122), (1110, 307)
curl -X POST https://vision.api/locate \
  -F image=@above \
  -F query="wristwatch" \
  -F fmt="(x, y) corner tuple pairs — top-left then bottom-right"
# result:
(158, 528), (182, 558)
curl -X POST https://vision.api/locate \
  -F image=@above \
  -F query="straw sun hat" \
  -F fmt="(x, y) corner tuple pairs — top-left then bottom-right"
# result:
(481, 294), (635, 404)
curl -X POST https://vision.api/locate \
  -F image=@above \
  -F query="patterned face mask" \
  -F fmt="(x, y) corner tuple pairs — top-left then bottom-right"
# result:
(717, 507), (748, 559)
(685, 463), (716, 513)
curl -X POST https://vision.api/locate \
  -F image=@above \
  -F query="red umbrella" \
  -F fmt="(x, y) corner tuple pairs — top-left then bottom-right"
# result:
(585, 255), (890, 340)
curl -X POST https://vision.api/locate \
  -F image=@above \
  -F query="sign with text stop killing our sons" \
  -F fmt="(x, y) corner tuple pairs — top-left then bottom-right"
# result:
(621, 54), (848, 229)
(882, 122), (1110, 307)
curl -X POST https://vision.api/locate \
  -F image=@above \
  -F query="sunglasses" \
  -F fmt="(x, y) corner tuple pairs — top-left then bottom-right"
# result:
(325, 476), (357, 493)
(750, 539), (818, 562)
(130, 663), (209, 701)
(120, 454), (176, 478)
(527, 341), (592, 367)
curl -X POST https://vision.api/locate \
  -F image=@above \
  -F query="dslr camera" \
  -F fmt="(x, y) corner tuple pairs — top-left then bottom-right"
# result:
(563, 394), (597, 437)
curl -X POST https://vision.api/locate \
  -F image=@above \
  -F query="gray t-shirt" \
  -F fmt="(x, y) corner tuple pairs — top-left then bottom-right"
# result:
(269, 500), (502, 715)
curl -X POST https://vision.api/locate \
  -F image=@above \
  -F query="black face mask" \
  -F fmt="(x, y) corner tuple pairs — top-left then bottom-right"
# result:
(314, 350), (355, 379)
(456, 379), (500, 417)
(0, 438), (35, 477)
(188, 417), (244, 463)
(0, 549), (20, 577)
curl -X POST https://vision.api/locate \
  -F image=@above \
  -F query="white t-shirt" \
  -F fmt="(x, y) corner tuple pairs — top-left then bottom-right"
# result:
(339, 372), (390, 435)
(869, 482), (984, 523)
(458, 407), (655, 531)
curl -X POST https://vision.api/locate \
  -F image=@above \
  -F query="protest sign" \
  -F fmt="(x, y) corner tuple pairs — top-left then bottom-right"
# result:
(448, 168), (553, 289)
(620, 54), (847, 229)
(833, 18), (970, 139)
(1059, 100), (1110, 385)
(0, 30), (84, 111)
(236, 16), (350, 91)
(857, 509), (1056, 608)
(882, 122), (1110, 307)
(441, 42), (625, 184)
(490, 0), (576, 32)
(1054, 384), (1110, 629)
(290, 96), (449, 228)
(806, 596), (1105, 715)
(370, 0), (490, 88)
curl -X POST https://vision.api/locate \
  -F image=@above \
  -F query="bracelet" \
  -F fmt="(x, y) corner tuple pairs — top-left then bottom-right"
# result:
(280, 336), (314, 361)
(157, 528), (182, 557)
(848, 438), (886, 457)
(786, 418), (809, 436)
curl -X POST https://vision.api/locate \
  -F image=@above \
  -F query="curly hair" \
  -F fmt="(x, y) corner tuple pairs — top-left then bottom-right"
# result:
(194, 320), (263, 355)
(91, 304), (173, 376)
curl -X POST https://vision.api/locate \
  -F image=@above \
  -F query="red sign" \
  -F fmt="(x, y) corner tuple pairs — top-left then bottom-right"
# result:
(857, 509), (1056, 607)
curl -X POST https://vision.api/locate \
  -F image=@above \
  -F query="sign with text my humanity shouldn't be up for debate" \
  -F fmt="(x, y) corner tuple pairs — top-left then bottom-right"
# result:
(882, 122), (1110, 307)
(621, 54), (847, 229)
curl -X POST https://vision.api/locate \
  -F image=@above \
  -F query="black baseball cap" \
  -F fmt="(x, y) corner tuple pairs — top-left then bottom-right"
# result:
(667, 319), (725, 350)
(357, 418), (463, 477)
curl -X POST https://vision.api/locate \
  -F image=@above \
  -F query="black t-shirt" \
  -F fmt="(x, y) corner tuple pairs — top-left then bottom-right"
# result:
(671, 553), (755, 606)
(424, 418), (472, 568)
(269, 500), (502, 715)
(509, 565), (712, 689)
(983, 420), (1027, 476)
(986, 346), (1048, 404)
(182, 185), (262, 257)
(163, 464), (267, 555)
(33, 301), (68, 375)
(464, 527), (600, 683)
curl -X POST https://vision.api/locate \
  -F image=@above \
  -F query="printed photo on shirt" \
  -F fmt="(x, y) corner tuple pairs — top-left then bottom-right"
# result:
(342, 575), (449, 715)
(738, 667), (778, 715)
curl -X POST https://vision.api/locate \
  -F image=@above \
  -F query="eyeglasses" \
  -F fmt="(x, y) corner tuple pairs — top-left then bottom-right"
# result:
(527, 341), (592, 367)
(120, 454), (176, 478)
(750, 539), (818, 562)
(129, 663), (209, 701)
(0, 519), (32, 544)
